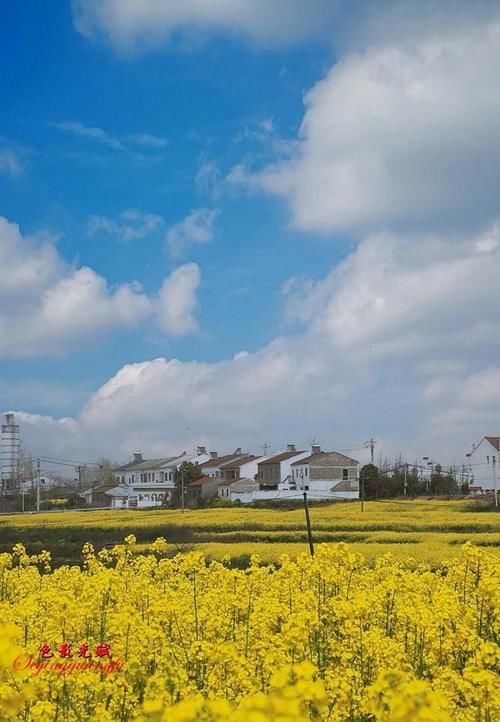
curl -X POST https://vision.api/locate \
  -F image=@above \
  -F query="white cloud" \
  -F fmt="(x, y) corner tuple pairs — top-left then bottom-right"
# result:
(157, 263), (201, 336)
(88, 209), (164, 241)
(0, 148), (23, 177)
(285, 226), (500, 360)
(56, 122), (167, 153)
(56, 121), (125, 151)
(195, 161), (221, 194)
(72, 0), (339, 50)
(0, 217), (201, 357)
(13, 221), (500, 464)
(166, 208), (219, 258)
(248, 18), (500, 233)
(127, 133), (168, 148)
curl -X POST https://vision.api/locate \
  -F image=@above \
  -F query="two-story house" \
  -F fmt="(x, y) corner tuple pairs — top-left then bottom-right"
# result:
(466, 436), (500, 493)
(256, 445), (310, 490)
(290, 445), (359, 499)
(219, 454), (267, 483)
(200, 450), (246, 478)
(109, 447), (211, 508)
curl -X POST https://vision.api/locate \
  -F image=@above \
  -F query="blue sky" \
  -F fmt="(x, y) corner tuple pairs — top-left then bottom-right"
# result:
(1, 1), (500, 465)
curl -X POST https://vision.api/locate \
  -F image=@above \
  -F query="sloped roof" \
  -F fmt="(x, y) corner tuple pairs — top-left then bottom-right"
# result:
(291, 451), (358, 466)
(104, 485), (130, 497)
(219, 454), (259, 470)
(188, 476), (217, 487)
(113, 457), (179, 473)
(83, 484), (115, 495)
(485, 436), (500, 451)
(228, 478), (259, 493)
(258, 450), (306, 465)
(201, 453), (244, 468)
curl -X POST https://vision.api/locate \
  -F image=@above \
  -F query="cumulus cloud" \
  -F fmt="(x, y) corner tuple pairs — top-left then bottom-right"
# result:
(88, 209), (164, 242)
(72, 0), (340, 50)
(0, 217), (201, 356)
(166, 208), (219, 258)
(13, 221), (500, 463)
(282, 225), (500, 363)
(157, 263), (201, 335)
(244, 18), (500, 233)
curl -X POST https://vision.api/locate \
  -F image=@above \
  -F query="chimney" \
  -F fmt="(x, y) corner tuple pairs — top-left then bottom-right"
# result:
(209, 451), (218, 459)
(234, 447), (242, 455)
(287, 443), (296, 452)
(311, 444), (321, 455)
(133, 452), (143, 463)
(197, 446), (207, 455)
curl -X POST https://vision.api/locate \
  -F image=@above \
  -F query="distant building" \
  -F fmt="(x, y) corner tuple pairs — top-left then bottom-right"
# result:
(219, 454), (268, 483)
(200, 450), (246, 478)
(106, 448), (211, 509)
(467, 436), (500, 492)
(290, 445), (359, 499)
(1, 413), (20, 493)
(257, 445), (309, 490)
(82, 484), (113, 507)
(185, 476), (219, 506)
(227, 478), (259, 504)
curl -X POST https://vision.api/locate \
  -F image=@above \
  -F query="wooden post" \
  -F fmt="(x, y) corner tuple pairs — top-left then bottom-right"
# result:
(303, 492), (314, 557)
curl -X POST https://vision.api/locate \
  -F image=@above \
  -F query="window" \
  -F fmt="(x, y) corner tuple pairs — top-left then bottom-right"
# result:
(305, 468), (308, 477)
(342, 469), (348, 481)
(304, 485), (309, 491)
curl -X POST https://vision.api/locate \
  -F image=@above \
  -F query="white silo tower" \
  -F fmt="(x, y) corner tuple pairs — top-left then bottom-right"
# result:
(1, 413), (20, 492)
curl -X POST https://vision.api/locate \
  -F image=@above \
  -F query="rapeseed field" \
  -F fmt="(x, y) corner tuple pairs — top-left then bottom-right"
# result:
(0, 537), (498, 721)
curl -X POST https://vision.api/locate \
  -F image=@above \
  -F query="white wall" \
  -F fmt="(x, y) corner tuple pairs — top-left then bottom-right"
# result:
(469, 438), (499, 491)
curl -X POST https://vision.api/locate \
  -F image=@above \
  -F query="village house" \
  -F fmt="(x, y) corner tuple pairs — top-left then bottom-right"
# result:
(227, 478), (259, 504)
(290, 445), (359, 499)
(466, 436), (500, 493)
(200, 450), (246, 478)
(256, 445), (310, 490)
(106, 447), (211, 509)
(219, 454), (267, 483)
(185, 476), (219, 506)
(82, 484), (113, 507)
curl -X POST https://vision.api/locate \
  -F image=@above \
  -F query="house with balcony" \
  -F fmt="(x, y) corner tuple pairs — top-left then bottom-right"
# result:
(107, 447), (211, 508)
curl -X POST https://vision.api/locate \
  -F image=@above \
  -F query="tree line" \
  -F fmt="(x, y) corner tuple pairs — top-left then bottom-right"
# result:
(360, 459), (470, 498)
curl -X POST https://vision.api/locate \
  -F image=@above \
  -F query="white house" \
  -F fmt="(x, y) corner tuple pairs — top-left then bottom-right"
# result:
(20, 475), (58, 493)
(218, 454), (268, 485)
(109, 447), (211, 509)
(290, 446), (359, 499)
(201, 450), (246, 478)
(228, 478), (259, 504)
(256, 446), (310, 490)
(466, 436), (500, 493)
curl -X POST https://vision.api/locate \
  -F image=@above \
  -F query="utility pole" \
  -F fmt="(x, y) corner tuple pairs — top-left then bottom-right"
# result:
(404, 462), (408, 496)
(36, 458), (41, 513)
(181, 465), (185, 513)
(364, 438), (376, 465)
(303, 492), (314, 556)
(360, 467), (365, 512)
(493, 456), (498, 508)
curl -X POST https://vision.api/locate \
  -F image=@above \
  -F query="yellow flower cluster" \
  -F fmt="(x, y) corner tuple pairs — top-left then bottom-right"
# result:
(0, 540), (498, 721)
